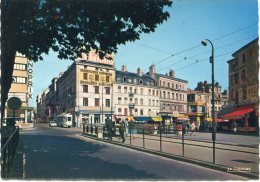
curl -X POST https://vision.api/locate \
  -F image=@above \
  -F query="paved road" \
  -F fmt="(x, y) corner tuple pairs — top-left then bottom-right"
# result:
(9, 123), (248, 180)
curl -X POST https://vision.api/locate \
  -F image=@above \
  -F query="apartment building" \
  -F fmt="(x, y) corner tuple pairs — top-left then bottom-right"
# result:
(150, 65), (188, 123)
(4, 53), (34, 125)
(114, 66), (160, 121)
(225, 38), (259, 130)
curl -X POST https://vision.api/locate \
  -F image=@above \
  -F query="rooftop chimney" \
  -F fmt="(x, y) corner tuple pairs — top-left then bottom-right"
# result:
(149, 64), (155, 79)
(169, 70), (175, 78)
(137, 67), (142, 76)
(122, 65), (127, 72)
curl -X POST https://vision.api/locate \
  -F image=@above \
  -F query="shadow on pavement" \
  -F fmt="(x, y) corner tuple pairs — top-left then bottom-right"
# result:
(9, 134), (160, 180)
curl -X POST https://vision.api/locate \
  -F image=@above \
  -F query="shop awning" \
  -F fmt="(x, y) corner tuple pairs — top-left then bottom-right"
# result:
(177, 114), (189, 121)
(134, 116), (151, 122)
(223, 105), (254, 120)
(151, 116), (162, 122)
(206, 118), (227, 122)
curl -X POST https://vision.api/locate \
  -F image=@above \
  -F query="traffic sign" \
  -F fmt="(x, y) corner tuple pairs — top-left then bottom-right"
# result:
(7, 97), (22, 110)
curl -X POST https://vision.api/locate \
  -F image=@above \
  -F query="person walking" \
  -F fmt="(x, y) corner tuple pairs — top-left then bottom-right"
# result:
(190, 122), (196, 136)
(124, 119), (129, 137)
(119, 121), (125, 142)
(176, 122), (183, 138)
(106, 118), (113, 141)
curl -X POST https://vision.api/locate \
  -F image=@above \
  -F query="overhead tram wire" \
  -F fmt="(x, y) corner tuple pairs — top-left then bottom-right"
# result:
(140, 23), (257, 72)
(174, 49), (241, 73)
(156, 35), (257, 73)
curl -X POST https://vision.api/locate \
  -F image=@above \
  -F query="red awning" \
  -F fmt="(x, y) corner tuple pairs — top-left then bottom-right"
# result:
(223, 105), (254, 120)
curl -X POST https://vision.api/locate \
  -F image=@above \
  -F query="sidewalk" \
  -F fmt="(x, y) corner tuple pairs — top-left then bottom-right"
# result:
(81, 129), (259, 179)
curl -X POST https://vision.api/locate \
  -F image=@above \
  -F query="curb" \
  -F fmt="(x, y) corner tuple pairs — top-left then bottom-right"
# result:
(80, 133), (258, 179)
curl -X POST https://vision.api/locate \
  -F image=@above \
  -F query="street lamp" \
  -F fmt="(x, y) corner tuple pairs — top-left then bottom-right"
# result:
(201, 39), (216, 164)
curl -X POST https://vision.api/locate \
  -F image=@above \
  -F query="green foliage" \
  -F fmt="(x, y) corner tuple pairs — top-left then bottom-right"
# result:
(2, 0), (172, 61)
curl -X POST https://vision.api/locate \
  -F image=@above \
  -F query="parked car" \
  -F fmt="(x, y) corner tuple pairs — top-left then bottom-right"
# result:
(49, 121), (57, 127)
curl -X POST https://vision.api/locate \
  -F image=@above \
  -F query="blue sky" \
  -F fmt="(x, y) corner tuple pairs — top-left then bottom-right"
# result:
(31, 0), (258, 106)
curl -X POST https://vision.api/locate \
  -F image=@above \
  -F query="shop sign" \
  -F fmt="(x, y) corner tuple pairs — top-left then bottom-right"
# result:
(27, 60), (33, 99)
(172, 111), (179, 117)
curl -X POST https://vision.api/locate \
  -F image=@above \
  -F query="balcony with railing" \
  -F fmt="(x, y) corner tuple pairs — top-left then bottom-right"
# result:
(128, 102), (135, 109)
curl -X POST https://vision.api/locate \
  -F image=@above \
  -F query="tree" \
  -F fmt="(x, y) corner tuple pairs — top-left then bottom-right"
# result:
(1, 0), (172, 123)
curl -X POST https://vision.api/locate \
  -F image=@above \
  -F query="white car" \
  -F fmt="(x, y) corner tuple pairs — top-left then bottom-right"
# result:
(49, 121), (57, 127)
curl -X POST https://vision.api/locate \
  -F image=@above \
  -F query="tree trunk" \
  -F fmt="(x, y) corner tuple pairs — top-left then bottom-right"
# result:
(1, 48), (16, 127)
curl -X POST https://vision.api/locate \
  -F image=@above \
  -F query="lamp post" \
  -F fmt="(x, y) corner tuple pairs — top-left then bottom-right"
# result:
(201, 39), (216, 164)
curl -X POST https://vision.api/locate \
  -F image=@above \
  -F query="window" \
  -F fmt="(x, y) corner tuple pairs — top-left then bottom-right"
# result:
(242, 87), (247, 100)
(148, 99), (151, 105)
(140, 109), (144, 116)
(176, 93), (178, 100)
(172, 93), (174, 100)
(14, 63), (26, 70)
(241, 69), (246, 82)
(140, 99), (143, 105)
(134, 88), (137, 94)
(139, 80), (143, 84)
(156, 90), (159, 96)
(156, 100), (159, 106)
(168, 83), (170, 88)
(148, 89), (151, 95)
(124, 98), (127, 104)
(84, 65), (87, 69)
(12, 76), (27, 83)
(118, 97), (122, 104)
(94, 86), (99, 94)
(83, 73), (88, 80)
(152, 90), (155, 96)
(123, 77), (127, 82)
(234, 73), (239, 84)
(83, 98), (88, 106)
(83, 85), (88, 93)
(242, 53), (246, 63)
(105, 99), (110, 107)
(135, 108), (138, 114)
(95, 98), (100, 106)
(135, 98), (138, 105)
(95, 74), (99, 81)
(124, 108), (128, 116)
(118, 108), (122, 114)
(105, 87), (110, 94)
(118, 86), (121, 93)
(106, 75), (110, 82)
(152, 100), (155, 106)
(168, 92), (170, 99)
(140, 88), (143, 95)
(124, 86), (127, 93)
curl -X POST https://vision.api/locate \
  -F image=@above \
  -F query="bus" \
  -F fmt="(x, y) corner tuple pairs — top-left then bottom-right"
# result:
(56, 113), (73, 128)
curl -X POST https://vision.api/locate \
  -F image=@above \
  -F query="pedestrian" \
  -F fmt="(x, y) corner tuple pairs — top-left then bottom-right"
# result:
(176, 122), (183, 138)
(129, 119), (135, 140)
(190, 122), (196, 136)
(119, 121), (125, 142)
(124, 119), (129, 137)
(186, 122), (190, 134)
(233, 121), (238, 133)
(106, 117), (113, 141)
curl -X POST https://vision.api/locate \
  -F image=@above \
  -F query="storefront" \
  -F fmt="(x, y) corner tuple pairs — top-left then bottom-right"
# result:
(223, 104), (258, 132)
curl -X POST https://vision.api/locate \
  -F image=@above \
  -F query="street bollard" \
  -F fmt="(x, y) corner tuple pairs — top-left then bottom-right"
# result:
(182, 128), (184, 157)
(160, 128), (162, 152)
(143, 128), (145, 148)
(95, 126), (98, 137)
(83, 124), (86, 133)
(91, 125), (93, 134)
(130, 128), (132, 146)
